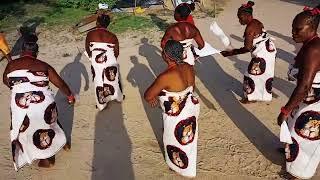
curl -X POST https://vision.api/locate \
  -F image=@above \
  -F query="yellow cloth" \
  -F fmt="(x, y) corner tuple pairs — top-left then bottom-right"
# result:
(0, 33), (10, 55)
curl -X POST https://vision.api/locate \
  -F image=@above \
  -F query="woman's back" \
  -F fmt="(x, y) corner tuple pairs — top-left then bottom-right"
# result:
(162, 63), (195, 92)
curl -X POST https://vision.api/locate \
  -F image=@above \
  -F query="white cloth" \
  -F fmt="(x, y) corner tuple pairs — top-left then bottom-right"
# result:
(180, 39), (196, 65)
(284, 70), (320, 179)
(159, 86), (200, 177)
(210, 21), (232, 48)
(243, 31), (277, 101)
(7, 70), (66, 171)
(172, 0), (193, 8)
(280, 121), (293, 144)
(88, 42), (123, 111)
(194, 41), (221, 57)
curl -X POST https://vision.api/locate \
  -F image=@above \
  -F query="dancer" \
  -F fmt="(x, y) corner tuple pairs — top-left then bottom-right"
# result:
(144, 40), (200, 177)
(85, 13), (123, 111)
(2, 35), (74, 170)
(278, 4), (320, 179)
(221, 1), (277, 103)
(161, 4), (205, 66)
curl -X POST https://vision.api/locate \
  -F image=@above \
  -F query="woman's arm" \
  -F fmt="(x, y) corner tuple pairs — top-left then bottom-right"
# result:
(48, 65), (72, 96)
(221, 24), (255, 57)
(144, 74), (167, 107)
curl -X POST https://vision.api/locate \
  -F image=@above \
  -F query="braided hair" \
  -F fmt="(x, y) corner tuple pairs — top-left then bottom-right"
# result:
(22, 34), (39, 56)
(97, 13), (111, 28)
(175, 3), (192, 20)
(238, 1), (255, 15)
(296, 4), (320, 30)
(164, 40), (184, 64)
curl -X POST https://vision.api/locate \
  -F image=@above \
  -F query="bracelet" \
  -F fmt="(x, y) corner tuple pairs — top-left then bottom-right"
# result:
(67, 95), (75, 102)
(281, 107), (290, 117)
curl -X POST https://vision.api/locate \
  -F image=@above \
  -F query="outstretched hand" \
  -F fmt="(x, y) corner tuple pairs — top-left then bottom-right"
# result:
(148, 98), (159, 108)
(277, 113), (288, 126)
(220, 50), (233, 57)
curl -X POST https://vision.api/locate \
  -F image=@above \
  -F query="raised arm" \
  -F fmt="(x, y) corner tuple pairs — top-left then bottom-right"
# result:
(144, 74), (167, 107)
(221, 23), (256, 57)
(48, 65), (72, 97)
(193, 27), (205, 49)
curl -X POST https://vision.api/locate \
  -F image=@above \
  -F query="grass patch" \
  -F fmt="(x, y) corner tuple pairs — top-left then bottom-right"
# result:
(109, 13), (155, 33)
(0, 2), (158, 33)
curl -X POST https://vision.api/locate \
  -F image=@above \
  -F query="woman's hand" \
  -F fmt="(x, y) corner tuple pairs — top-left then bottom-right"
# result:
(220, 50), (233, 57)
(148, 98), (159, 108)
(67, 95), (76, 105)
(277, 113), (288, 126)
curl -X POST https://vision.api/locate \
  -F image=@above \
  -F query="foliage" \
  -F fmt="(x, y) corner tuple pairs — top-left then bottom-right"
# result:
(56, 0), (119, 11)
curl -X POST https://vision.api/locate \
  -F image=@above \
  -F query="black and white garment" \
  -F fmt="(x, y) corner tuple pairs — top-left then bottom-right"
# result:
(244, 31), (276, 101)
(7, 70), (66, 171)
(87, 42), (123, 111)
(159, 86), (200, 177)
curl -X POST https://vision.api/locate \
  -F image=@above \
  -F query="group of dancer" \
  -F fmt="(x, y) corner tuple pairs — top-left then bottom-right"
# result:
(1, 0), (320, 179)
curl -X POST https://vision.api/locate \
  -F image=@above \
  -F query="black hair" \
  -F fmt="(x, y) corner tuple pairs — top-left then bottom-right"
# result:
(295, 4), (320, 30)
(22, 34), (39, 56)
(238, 1), (255, 15)
(164, 40), (184, 63)
(175, 3), (191, 19)
(189, 3), (195, 11)
(97, 14), (111, 28)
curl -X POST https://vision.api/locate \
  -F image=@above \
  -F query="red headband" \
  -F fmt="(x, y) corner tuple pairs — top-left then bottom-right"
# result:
(303, 6), (320, 15)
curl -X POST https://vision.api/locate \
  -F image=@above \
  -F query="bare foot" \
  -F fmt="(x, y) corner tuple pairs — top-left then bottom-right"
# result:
(63, 143), (71, 151)
(239, 98), (257, 104)
(38, 156), (55, 168)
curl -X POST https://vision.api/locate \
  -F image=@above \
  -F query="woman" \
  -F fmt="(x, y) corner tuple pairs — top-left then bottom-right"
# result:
(144, 40), (200, 177)
(278, 4), (320, 179)
(221, 1), (277, 103)
(85, 13), (123, 111)
(2, 35), (75, 170)
(174, 3), (195, 25)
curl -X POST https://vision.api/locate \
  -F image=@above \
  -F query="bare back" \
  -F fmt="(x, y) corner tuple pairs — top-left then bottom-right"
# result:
(161, 22), (204, 49)
(85, 29), (119, 58)
(162, 63), (195, 92)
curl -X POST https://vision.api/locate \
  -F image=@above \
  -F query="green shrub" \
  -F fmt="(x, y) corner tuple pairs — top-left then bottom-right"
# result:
(56, 0), (119, 11)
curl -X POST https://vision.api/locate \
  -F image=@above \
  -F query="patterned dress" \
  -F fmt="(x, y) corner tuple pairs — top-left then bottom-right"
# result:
(243, 31), (277, 101)
(7, 69), (66, 171)
(87, 42), (123, 111)
(159, 86), (200, 177)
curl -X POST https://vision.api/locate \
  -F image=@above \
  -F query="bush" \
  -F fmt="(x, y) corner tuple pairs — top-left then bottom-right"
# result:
(56, 0), (119, 11)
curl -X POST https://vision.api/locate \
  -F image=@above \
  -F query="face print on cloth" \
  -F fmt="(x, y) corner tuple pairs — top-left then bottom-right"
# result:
(15, 91), (45, 109)
(96, 84), (115, 104)
(44, 103), (58, 125)
(295, 111), (320, 140)
(248, 57), (266, 75)
(285, 138), (299, 162)
(105, 66), (117, 81)
(167, 145), (188, 169)
(243, 76), (255, 95)
(33, 129), (56, 150)
(174, 116), (197, 145)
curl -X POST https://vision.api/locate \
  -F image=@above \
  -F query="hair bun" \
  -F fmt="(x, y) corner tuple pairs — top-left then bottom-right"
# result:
(247, 1), (255, 7)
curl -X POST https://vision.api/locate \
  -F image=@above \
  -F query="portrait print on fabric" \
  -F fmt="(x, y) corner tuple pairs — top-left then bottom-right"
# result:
(167, 145), (189, 169)
(295, 111), (320, 140)
(174, 116), (197, 145)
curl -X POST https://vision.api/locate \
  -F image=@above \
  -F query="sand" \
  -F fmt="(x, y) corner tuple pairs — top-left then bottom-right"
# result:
(0, 0), (320, 179)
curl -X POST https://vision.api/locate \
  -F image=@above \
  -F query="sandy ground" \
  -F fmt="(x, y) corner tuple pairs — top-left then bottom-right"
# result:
(1, 0), (320, 179)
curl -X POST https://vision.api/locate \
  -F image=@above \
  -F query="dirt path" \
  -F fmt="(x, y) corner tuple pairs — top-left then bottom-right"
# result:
(0, 0), (319, 179)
